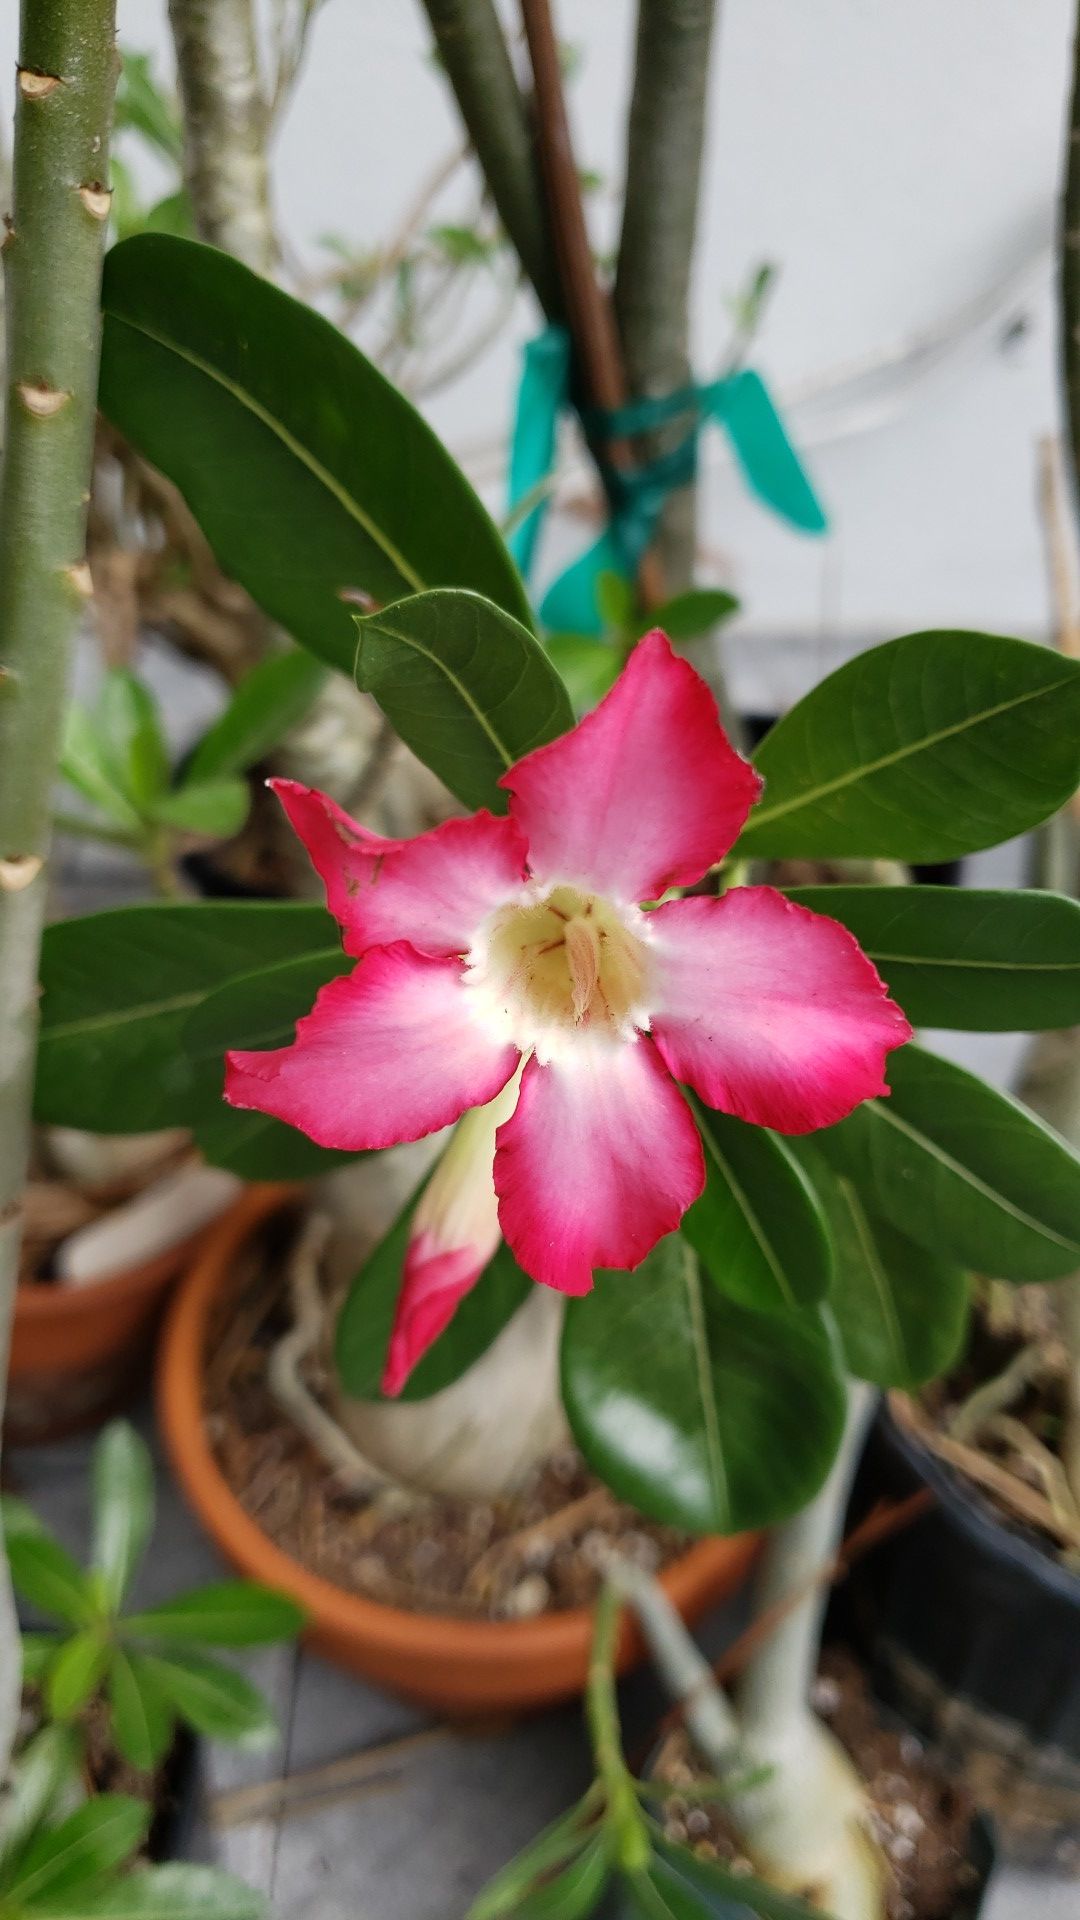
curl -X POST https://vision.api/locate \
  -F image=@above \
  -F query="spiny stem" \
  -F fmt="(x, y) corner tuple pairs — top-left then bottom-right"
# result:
(0, 0), (119, 1781)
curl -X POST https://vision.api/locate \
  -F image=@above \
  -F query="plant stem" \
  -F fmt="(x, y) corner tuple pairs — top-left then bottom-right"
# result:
(0, 0), (118, 1780)
(418, 0), (561, 319)
(735, 1382), (874, 1744)
(614, 0), (718, 592)
(1063, 9), (1080, 530)
(167, 0), (276, 272)
(585, 1582), (651, 1871)
(1062, 1274), (1080, 1510)
(605, 1555), (743, 1769)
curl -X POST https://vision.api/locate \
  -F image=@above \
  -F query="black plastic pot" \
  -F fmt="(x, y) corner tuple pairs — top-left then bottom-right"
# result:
(842, 1398), (1080, 1870)
(150, 1728), (201, 1862)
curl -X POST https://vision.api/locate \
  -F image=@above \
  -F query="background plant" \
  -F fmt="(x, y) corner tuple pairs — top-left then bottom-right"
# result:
(4, 1422), (303, 1772)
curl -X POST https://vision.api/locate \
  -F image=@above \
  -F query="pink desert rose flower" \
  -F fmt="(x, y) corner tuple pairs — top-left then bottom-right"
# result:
(225, 631), (911, 1394)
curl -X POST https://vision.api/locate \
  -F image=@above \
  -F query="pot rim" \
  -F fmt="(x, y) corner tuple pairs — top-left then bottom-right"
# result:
(157, 1184), (755, 1660)
(15, 1221), (209, 1320)
(883, 1391), (1080, 1607)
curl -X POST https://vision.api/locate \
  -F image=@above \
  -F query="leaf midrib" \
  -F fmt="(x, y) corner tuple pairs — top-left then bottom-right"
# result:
(42, 945), (343, 1042)
(750, 670), (1079, 828)
(700, 1128), (796, 1310)
(680, 1246), (730, 1528)
(105, 312), (426, 596)
(358, 618), (515, 769)
(867, 949), (1080, 973)
(837, 1176), (909, 1378)
(868, 1100), (1080, 1254)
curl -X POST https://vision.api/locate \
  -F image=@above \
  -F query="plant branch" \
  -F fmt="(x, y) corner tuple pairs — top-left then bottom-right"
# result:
(0, 0), (118, 1779)
(1063, 12), (1080, 536)
(417, 0), (561, 318)
(614, 0), (718, 591)
(585, 1582), (650, 1871)
(167, 0), (276, 272)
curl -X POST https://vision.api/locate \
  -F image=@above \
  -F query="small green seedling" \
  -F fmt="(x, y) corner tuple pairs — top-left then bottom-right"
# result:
(3, 1422), (303, 1772)
(0, 1724), (263, 1919)
(56, 654), (324, 889)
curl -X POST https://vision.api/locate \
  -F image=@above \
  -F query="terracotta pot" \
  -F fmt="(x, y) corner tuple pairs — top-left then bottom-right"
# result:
(158, 1187), (760, 1717)
(8, 1226), (206, 1447)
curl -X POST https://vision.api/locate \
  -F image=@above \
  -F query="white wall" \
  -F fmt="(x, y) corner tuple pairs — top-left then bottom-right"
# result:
(11, 0), (1077, 658)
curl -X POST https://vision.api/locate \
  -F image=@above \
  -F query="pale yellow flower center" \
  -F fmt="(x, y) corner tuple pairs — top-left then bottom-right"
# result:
(464, 885), (653, 1063)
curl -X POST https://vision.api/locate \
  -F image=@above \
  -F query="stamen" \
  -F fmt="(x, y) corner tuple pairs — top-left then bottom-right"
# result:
(565, 915), (602, 1023)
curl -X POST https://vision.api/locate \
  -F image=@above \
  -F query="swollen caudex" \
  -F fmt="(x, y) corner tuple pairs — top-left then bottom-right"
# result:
(463, 884), (653, 1061)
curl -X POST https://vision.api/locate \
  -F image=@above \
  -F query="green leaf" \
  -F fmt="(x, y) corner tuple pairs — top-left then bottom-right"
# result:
(0, 1729), (81, 1875)
(150, 778), (250, 838)
(784, 886), (1080, 1030)
(4, 1797), (149, 1905)
(116, 51), (183, 162)
(186, 652), (326, 783)
(630, 588), (740, 644)
(123, 1581), (303, 1648)
(683, 1106), (831, 1315)
(45, 1631), (110, 1722)
(560, 1237), (846, 1534)
(35, 902), (338, 1133)
(334, 1183), (531, 1403)
(794, 1146), (970, 1389)
(816, 1043), (1080, 1282)
(99, 235), (532, 677)
(108, 1652), (175, 1773)
(95, 671), (171, 812)
(142, 191), (196, 241)
(467, 1797), (603, 1920)
(183, 950), (355, 1178)
(543, 634), (620, 714)
(1, 1504), (93, 1629)
(503, 1837), (610, 1918)
(18, 1635), (62, 1686)
(36, 1863), (267, 1919)
(738, 630), (1080, 860)
(92, 1422), (155, 1612)
(58, 705), (142, 832)
(354, 590), (573, 812)
(137, 1652), (277, 1749)
(648, 1840), (823, 1920)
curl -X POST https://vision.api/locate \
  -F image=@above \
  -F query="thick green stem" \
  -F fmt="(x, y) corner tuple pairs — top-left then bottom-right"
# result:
(735, 1382), (874, 1744)
(417, 0), (561, 319)
(167, 0), (275, 273)
(585, 1583), (650, 1872)
(0, 0), (118, 1776)
(614, 0), (718, 591)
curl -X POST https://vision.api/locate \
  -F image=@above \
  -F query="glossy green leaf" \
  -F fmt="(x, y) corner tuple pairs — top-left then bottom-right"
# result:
(561, 1236), (846, 1534)
(683, 1106), (831, 1314)
(506, 1837), (610, 1918)
(739, 631), (1080, 861)
(39, 1863), (267, 1918)
(95, 670), (170, 812)
(183, 950), (354, 1177)
(4, 1797), (149, 1904)
(58, 705), (142, 832)
(784, 886), (1080, 1030)
(99, 235), (532, 677)
(138, 1652), (277, 1749)
(647, 1841), (823, 1920)
(124, 1581), (303, 1648)
(92, 1422), (155, 1612)
(0, 1729), (81, 1872)
(151, 778), (249, 838)
(354, 590), (573, 812)
(45, 1631), (109, 1722)
(108, 1652), (175, 1773)
(794, 1148), (969, 1390)
(816, 1043), (1080, 1282)
(1, 1503), (93, 1629)
(35, 902), (337, 1132)
(335, 1180), (532, 1402)
(187, 652), (326, 783)
(544, 634), (620, 714)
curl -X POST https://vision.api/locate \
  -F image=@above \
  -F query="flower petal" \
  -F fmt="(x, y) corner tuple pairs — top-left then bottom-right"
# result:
(272, 779), (529, 958)
(649, 888), (912, 1134)
(383, 1076), (521, 1396)
(225, 941), (520, 1150)
(499, 630), (760, 902)
(493, 1038), (705, 1294)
